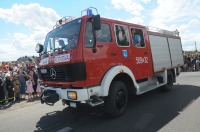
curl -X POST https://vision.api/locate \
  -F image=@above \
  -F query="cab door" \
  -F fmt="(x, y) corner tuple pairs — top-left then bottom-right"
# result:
(83, 20), (117, 86)
(129, 27), (152, 80)
(113, 24), (133, 71)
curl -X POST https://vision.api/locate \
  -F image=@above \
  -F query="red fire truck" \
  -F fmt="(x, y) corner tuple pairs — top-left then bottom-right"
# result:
(35, 7), (184, 117)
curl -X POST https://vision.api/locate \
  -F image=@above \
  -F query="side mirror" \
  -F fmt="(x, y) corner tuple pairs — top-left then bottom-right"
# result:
(35, 43), (43, 53)
(93, 14), (101, 30)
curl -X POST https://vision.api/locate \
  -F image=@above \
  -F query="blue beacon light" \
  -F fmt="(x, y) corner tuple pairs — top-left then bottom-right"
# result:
(87, 9), (93, 16)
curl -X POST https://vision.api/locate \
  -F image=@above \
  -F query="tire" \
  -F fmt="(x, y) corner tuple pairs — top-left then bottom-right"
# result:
(159, 70), (173, 92)
(105, 81), (128, 117)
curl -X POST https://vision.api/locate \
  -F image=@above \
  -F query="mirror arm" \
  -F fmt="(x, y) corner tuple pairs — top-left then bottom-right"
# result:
(92, 15), (97, 53)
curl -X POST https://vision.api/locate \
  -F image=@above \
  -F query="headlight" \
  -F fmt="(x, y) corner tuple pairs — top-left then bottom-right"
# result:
(67, 91), (77, 100)
(35, 43), (43, 53)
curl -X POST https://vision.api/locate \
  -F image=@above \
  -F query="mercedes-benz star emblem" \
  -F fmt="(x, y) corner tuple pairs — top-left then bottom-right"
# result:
(50, 68), (56, 79)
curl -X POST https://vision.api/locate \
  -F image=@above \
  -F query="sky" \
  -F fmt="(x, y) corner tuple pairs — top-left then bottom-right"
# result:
(0, 0), (200, 61)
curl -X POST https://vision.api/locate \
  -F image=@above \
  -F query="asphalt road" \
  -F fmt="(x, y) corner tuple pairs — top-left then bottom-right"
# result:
(0, 71), (200, 132)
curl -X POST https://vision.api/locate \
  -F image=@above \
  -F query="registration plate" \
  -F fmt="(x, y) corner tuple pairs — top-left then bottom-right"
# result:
(41, 69), (47, 74)
(70, 102), (77, 108)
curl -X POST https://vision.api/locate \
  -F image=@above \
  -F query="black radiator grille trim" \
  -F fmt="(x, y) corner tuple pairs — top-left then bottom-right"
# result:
(38, 62), (86, 82)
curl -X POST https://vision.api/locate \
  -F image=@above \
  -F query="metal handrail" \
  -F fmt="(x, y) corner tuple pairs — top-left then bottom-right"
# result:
(81, 7), (98, 16)
(146, 26), (179, 36)
(53, 16), (77, 29)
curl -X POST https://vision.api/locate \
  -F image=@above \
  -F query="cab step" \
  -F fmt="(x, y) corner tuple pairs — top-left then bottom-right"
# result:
(88, 97), (104, 107)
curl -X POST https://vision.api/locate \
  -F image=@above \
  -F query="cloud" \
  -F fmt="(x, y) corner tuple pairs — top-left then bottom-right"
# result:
(0, 32), (42, 61)
(110, 0), (151, 26)
(150, 0), (200, 26)
(0, 3), (60, 31)
(126, 17), (144, 24)
(182, 45), (196, 51)
(175, 18), (200, 51)
(0, 44), (25, 61)
(178, 19), (200, 34)
(141, 0), (151, 3)
(181, 32), (200, 51)
(0, 3), (61, 61)
(111, 0), (144, 16)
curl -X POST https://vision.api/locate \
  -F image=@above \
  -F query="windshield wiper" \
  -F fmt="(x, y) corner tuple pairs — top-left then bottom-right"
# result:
(54, 47), (62, 52)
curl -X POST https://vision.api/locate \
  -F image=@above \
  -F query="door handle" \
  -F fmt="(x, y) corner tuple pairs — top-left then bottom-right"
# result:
(144, 52), (148, 54)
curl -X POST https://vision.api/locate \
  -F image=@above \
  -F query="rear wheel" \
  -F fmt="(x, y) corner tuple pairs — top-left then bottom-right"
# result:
(159, 70), (173, 92)
(105, 81), (128, 117)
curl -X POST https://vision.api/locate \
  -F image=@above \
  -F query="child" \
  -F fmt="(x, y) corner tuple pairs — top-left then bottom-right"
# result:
(26, 76), (34, 102)
(36, 79), (41, 98)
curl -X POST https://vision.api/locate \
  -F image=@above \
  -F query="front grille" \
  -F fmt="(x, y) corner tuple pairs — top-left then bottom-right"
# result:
(38, 62), (86, 82)
(39, 64), (72, 81)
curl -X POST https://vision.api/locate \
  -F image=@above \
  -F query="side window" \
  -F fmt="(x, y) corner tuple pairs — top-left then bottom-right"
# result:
(115, 25), (129, 46)
(84, 22), (94, 48)
(131, 28), (145, 47)
(96, 23), (111, 42)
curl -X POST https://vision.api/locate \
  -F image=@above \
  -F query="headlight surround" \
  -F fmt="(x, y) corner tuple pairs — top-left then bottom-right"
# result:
(35, 43), (43, 53)
(67, 91), (77, 100)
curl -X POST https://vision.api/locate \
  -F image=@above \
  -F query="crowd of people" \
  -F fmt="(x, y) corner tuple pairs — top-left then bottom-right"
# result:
(0, 60), (41, 108)
(182, 54), (200, 72)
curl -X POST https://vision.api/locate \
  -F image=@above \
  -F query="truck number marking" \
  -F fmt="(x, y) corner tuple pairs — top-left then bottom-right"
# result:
(136, 57), (148, 64)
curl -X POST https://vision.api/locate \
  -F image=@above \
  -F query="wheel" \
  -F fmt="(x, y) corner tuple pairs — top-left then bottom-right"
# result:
(105, 81), (128, 117)
(159, 70), (173, 92)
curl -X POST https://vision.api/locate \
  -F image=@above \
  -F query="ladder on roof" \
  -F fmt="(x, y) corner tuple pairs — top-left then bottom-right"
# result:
(146, 26), (180, 36)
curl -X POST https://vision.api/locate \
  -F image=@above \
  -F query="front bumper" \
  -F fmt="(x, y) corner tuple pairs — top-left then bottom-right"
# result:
(40, 85), (99, 102)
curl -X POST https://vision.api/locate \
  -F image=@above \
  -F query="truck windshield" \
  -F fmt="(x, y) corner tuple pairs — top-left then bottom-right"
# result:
(42, 18), (81, 54)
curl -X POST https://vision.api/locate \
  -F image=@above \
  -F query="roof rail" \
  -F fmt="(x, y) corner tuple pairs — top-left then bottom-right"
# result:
(53, 7), (99, 29)
(146, 26), (179, 36)
(53, 16), (77, 29)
